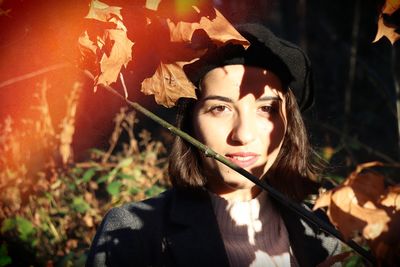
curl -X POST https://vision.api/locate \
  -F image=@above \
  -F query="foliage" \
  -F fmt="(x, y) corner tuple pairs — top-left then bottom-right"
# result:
(314, 162), (400, 266)
(78, 0), (249, 107)
(0, 80), (169, 266)
(373, 0), (400, 44)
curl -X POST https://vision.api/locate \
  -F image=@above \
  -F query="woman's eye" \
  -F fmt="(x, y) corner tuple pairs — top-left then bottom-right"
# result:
(259, 105), (274, 113)
(209, 105), (229, 114)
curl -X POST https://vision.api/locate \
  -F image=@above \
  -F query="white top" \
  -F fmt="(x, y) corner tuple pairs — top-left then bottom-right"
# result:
(208, 190), (298, 267)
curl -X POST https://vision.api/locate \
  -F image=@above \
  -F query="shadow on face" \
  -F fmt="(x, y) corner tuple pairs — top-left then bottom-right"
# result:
(191, 65), (287, 194)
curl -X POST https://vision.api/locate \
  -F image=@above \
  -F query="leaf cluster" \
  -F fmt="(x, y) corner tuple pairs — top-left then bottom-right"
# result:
(78, 0), (249, 107)
(314, 162), (400, 266)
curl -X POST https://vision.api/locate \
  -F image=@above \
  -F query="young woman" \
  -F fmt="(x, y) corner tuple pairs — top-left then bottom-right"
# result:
(86, 23), (341, 267)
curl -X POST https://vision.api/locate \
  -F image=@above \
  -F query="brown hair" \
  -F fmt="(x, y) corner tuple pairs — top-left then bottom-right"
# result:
(168, 89), (320, 201)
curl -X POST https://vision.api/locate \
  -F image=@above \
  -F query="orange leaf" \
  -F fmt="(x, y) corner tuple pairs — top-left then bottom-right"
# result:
(167, 8), (249, 48)
(382, 0), (400, 15)
(97, 29), (134, 87)
(141, 62), (197, 107)
(145, 0), (161, 11)
(353, 161), (384, 174)
(78, 30), (98, 55)
(373, 0), (400, 44)
(345, 171), (385, 206)
(327, 186), (390, 240)
(380, 185), (400, 210)
(85, 0), (123, 24)
(313, 162), (400, 265)
(368, 210), (400, 266)
(80, 1), (249, 107)
(373, 16), (400, 44)
(313, 190), (332, 210)
(143, 7), (249, 107)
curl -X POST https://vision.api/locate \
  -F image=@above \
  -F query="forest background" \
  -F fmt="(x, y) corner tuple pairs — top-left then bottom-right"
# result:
(0, 0), (399, 266)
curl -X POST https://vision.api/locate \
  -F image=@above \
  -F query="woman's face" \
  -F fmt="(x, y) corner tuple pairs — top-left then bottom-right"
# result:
(193, 64), (287, 198)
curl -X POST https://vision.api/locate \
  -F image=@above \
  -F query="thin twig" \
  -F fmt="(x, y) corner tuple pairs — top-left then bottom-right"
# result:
(0, 63), (71, 89)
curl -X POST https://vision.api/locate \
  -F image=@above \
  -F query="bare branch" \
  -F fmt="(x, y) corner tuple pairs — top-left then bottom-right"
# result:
(0, 63), (71, 89)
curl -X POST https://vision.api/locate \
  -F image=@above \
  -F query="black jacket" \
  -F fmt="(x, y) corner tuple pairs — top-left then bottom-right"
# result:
(86, 188), (341, 267)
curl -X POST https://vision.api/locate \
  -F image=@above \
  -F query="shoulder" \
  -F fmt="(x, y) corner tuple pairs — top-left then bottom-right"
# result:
(86, 188), (175, 267)
(104, 189), (174, 228)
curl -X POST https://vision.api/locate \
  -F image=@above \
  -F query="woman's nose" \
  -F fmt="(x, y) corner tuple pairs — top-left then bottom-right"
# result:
(230, 114), (256, 145)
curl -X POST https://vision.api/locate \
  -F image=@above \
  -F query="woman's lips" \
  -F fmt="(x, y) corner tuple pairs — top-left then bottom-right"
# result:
(225, 152), (260, 168)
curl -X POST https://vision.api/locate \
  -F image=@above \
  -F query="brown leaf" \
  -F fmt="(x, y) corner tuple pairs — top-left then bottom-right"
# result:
(373, 16), (400, 44)
(154, 0), (216, 23)
(85, 0), (123, 24)
(97, 29), (134, 87)
(329, 186), (390, 240)
(373, 0), (400, 44)
(143, 8), (249, 107)
(315, 169), (390, 240)
(78, 30), (98, 55)
(380, 186), (400, 210)
(345, 171), (385, 206)
(145, 0), (161, 11)
(81, 0), (133, 89)
(313, 162), (400, 266)
(313, 190), (332, 210)
(368, 210), (400, 266)
(167, 8), (249, 48)
(141, 62), (197, 107)
(80, 1), (249, 107)
(382, 0), (400, 15)
(353, 161), (384, 174)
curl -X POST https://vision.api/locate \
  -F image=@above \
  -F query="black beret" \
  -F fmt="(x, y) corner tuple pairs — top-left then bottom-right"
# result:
(183, 23), (314, 111)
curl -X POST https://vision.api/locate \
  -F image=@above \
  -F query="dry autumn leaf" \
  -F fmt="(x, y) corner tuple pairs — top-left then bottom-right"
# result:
(78, 31), (98, 55)
(97, 29), (134, 87)
(141, 62), (197, 107)
(80, 0), (133, 89)
(167, 8), (249, 48)
(141, 7), (249, 107)
(380, 186), (400, 209)
(85, 0), (123, 27)
(313, 162), (400, 266)
(80, 0), (249, 107)
(373, 0), (400, 44)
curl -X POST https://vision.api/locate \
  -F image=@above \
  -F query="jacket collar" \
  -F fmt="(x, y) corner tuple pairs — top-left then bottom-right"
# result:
(165, 188), (230, 267)
(165, 188), (337, 267)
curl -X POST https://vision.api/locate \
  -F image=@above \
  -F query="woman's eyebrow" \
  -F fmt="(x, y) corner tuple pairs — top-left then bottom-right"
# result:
(257, 96), (281, 102)
(201, 95), (233, 103)
(200, 95), (281, 103)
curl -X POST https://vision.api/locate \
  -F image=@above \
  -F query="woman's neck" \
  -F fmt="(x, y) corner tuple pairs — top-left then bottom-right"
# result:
(208, 186), (262, 202)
